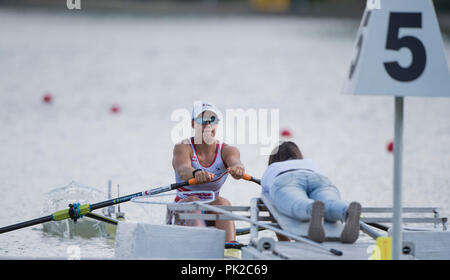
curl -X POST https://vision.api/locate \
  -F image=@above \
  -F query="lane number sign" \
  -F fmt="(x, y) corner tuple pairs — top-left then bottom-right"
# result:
(343, 0), (450, 97)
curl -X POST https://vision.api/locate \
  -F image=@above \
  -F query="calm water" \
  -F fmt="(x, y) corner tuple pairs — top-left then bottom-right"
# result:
(0, 8), (449, 259)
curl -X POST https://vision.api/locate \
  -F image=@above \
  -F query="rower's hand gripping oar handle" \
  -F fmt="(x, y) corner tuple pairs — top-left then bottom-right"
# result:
(187, 173), (214, 186)
(186, 170), (255, 185)
(141, 174), (214, 197)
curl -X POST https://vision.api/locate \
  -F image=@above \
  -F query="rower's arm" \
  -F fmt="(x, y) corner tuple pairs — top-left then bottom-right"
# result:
(222, 145), (245, 179)
(172, 143), (195, 181)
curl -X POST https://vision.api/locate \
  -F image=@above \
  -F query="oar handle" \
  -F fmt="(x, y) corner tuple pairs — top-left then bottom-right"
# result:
(242, 174), (261, 185)
(187, 173), (214, 185)
(187, 171), (258, 185)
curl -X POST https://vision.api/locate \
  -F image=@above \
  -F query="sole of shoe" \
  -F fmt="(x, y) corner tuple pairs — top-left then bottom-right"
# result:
(340, 202), (362, 244)
(307, 200), (325, 243)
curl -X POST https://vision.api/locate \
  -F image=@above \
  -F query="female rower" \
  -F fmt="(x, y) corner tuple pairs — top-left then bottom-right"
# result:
(171, 101), (245, 242)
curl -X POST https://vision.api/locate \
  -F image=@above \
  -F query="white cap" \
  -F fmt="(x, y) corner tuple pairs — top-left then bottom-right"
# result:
(192, 101), (221, 120)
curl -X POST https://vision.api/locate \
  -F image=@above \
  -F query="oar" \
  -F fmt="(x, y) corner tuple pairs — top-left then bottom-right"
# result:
(240, 174), (343, 256)
(0, 177), (206, 234)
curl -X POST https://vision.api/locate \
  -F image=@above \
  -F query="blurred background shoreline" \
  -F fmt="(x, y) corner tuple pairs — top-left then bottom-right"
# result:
(1, 0), (450, 33)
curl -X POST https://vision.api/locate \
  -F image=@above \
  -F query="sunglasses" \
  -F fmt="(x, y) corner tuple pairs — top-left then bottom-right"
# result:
(194, 115), (219, 125)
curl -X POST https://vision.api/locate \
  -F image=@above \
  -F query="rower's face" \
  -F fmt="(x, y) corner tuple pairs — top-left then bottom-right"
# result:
(192, 111), (218, 143)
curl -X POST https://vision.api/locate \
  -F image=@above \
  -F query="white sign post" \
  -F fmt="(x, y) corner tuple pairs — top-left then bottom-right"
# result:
(342, 0), (450, 259)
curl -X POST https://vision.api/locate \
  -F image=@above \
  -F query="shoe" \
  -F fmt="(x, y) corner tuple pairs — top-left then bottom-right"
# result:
(340, 202), (362, 244)
(307, 200), (325, 243)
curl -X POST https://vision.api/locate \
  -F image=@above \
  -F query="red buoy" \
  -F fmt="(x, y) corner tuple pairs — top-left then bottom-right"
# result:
(111, 104), (121, 114)
(42, 93), (53, 104)
(281, 129), (292, 138)
(387, 141), (394, 153)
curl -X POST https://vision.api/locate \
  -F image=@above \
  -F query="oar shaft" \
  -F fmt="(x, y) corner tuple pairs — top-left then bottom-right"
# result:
(90, 192), (143, 211)
(90, 179), (196, 211)
(0, 215), (53, 234)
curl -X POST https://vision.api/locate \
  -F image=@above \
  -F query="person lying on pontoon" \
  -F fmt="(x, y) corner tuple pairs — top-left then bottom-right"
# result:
(171, 101), (245, 243)
(261, 141), (361, 243)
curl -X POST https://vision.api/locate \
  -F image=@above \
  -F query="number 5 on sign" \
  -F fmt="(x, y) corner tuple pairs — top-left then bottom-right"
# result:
(342, 0), (450, 97)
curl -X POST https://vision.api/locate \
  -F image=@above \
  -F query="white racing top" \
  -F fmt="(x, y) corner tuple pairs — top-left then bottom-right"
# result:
(174, 137), (228, 202)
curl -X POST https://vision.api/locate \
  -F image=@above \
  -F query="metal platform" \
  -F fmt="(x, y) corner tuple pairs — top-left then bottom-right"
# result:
(165, 198), (449, 260)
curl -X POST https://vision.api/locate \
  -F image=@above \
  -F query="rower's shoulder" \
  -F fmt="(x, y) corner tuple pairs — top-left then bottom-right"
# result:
(173, 139), (192, 152)
(221, 143), (239, 155)
(179, 138), (192, 145)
